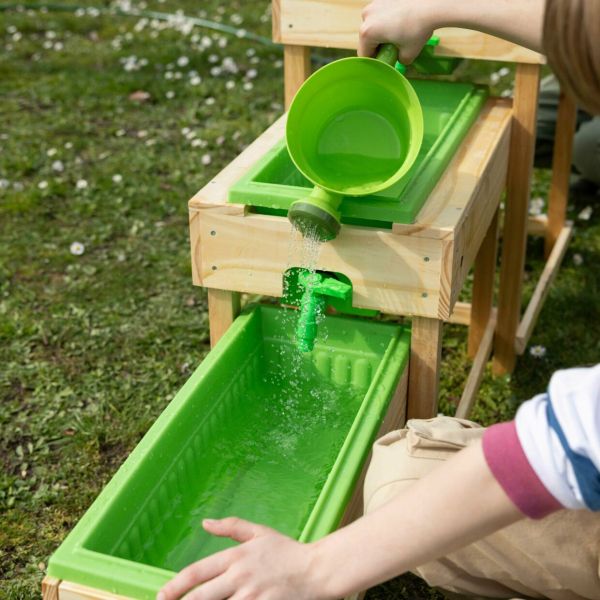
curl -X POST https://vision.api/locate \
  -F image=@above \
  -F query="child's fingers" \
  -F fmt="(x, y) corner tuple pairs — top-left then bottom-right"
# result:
(357, 22), (380, 57)
(179, 574), (235, 600)
(157, 551), (231, 600)
(203, 517), (271, 543)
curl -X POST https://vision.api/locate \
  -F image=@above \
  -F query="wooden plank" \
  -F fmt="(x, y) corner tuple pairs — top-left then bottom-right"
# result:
(208, 289), (241, 347)
(284, 45), (311, 109)
(493, 63), (541, 375)
(339, 368), (408, 530)
(42, 577), (61, 600)
(545, 91), (577, 257)
(272, 0), (282, 42)
(468, 209), (498, 358)
(455, 311), (496, 419)
(59, 581), (132, 600)
(407, 317), (443, 419)
(275, 1), (544, 63)
(195, 211), (443, 317)
(392, 100), (512, 239)
(188, 114), (287, 211)
(515, 224), (573, 354)
(447, 301), (471, 326)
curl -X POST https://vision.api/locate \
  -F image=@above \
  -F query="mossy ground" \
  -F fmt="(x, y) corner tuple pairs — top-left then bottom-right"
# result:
(1, 2), (599, 598)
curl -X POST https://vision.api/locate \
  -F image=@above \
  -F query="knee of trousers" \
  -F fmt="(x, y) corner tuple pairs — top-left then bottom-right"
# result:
(363, 416), (484, 515)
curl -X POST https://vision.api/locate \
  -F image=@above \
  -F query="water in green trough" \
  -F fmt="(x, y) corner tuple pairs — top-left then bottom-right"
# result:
(159, 370), (362, 571)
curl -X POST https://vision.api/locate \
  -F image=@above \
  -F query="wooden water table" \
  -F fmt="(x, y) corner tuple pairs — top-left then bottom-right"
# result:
(43, 2), (577, 599)
(192, 1), (576, 421)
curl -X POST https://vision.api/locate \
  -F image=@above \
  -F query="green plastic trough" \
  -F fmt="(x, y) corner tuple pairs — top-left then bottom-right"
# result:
(48, 305), (410, 598)
(229, 79), (488, 227)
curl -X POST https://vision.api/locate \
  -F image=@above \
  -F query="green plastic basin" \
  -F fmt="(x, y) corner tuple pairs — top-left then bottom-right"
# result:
(48, 305), (410, 598)
(229, 80), (488, 227)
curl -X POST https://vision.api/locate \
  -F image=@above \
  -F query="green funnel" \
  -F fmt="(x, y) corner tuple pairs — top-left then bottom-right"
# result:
(286, 44), (424, 242)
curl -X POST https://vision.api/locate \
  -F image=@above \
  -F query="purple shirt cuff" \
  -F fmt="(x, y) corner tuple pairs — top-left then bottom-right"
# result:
(482, 421), (562, 519)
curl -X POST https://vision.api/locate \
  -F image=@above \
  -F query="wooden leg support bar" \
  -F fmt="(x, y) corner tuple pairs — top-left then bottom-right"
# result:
(207, 289), (241, 348)
(408, 317), (443, 419)
(515, 224), (573, 354)
(455, 311), (497, 419)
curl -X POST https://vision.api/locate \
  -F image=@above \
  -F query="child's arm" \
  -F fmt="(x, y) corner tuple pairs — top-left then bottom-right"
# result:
(158, 440), (522, 600)
(358, 0), (546, 62)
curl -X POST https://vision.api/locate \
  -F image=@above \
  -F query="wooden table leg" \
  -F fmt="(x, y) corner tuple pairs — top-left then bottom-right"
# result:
(407, 317), (443, 419)
(283, 45), (311, 109)
(493, 64), (541, 375)
(468, 209), (499, 358)
(545, 91), (577, 258)
(42, 576), (61, 600)
(207, 289), (241, 347)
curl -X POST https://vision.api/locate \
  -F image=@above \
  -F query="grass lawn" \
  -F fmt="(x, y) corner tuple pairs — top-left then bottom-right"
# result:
(1, 2), (599, 598)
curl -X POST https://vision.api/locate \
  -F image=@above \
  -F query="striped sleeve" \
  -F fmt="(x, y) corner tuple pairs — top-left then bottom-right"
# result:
(482, 364), (600, 518)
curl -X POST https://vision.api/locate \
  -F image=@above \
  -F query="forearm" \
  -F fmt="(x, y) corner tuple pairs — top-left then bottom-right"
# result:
(428, 0), (545, 53)
(310, 440), (523, 598)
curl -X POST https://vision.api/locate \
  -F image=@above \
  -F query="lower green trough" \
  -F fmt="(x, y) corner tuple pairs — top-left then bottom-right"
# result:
(48, 305), (411, 598)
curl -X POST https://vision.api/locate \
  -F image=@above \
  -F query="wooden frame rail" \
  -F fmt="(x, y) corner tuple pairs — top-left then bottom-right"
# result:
(273, 0), (545, 64)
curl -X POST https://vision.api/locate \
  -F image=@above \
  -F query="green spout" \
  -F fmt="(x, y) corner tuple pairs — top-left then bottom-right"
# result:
(295, 271), (352, 352)
(288, 187), (342, 242)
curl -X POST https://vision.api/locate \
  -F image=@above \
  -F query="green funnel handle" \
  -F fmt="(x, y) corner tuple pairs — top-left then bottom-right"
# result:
(375, 43), (398, 66)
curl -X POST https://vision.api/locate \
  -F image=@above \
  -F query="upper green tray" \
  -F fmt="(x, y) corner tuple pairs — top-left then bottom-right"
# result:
(48, 305), (410, 598)
(229, 80), (487, 227)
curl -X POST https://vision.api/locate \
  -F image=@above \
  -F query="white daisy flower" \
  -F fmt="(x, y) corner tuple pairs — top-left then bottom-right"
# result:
(201, 153), (212, 166)
(38, 180), (48, 190)
(52, 160), (64, 172)
(137, 130), (148, 138)
(246, 68), (258, 79)
(177, 56), (189, 67)
(166, 90), (175, 99)
(76, 179), (88, 190)
(205, 97), (215, 106)
(112, 174), (123, 184)
(70, 241), (85, 256)
(208, 54), (219, 64)
(529, 345), (547, 358)
(243, 81), (254, 91)
(225, 80), (235, 90)
(573, 253), (584, 266)
(64, 142), (73, 149)
(191, 139), (203, 148)
(210, 66), (222, 77)
(181, 127), (191, 136)
(578, 206), (593, 221)
(47, 148), (57, 157)
(190, 75), (202, 86)
(0, 178), (10, 189)
(499, 67), (511, 77)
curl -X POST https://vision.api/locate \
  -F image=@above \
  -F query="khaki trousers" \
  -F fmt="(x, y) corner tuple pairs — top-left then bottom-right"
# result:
(363, 417), (600, 600)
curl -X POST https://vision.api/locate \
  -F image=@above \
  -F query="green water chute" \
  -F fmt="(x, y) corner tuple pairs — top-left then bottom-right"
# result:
(286, 43), (424, 242)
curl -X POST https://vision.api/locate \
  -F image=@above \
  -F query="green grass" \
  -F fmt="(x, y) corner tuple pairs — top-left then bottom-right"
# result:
(1, 2), (599, 599)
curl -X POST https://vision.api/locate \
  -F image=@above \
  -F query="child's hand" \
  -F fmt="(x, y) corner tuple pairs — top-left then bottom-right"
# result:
(358, 0), (436, 63)
(157, 517), (329, 600)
